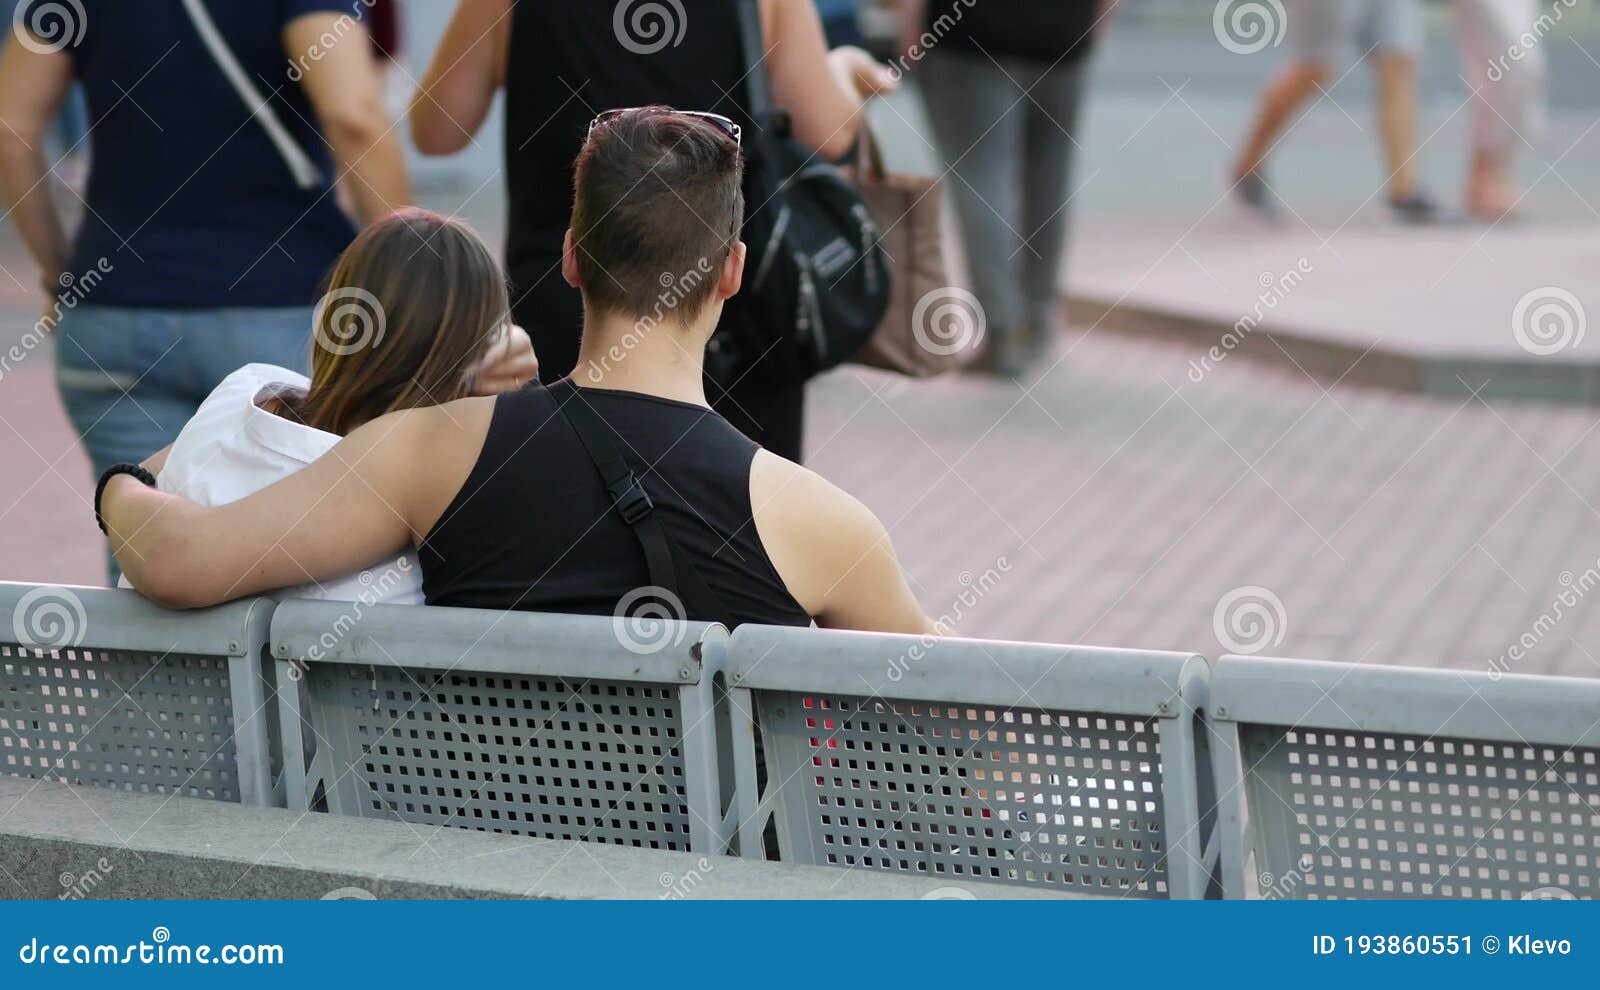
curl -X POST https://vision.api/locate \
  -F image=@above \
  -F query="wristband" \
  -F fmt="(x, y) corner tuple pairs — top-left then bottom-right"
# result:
(94, 463), (157, 535)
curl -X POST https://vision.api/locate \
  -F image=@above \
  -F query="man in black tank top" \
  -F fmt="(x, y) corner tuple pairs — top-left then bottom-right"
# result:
(104, 110), (936, 637)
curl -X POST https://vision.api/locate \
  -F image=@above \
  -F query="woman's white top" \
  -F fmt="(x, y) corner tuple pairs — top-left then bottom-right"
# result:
(131, 363), (424, 605)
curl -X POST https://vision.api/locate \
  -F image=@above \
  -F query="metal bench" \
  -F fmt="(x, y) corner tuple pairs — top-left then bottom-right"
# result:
(720, 625), (1214, 898)
(268, 599), (732, 854)
(1209, 654), (1600, 899)
(0, 582), (275, 806)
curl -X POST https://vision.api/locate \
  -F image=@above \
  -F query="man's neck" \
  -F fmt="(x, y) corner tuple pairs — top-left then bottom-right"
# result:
(572, 307), (713, 407)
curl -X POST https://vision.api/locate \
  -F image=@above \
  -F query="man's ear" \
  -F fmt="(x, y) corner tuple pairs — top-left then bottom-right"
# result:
(717, 241), (746, 301)
(561, 228), (581, 288)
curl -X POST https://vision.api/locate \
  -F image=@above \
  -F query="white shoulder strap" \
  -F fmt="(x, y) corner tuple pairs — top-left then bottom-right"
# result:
(179, 0), (323, 189)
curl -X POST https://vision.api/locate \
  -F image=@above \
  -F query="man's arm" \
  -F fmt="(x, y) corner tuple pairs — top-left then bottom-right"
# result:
(103, 401), (488, 608)
(287, 12), (410, 223)
(0, 37), (73, 287)
(750, 451), (936, 635)
(408, 0), (510, 155)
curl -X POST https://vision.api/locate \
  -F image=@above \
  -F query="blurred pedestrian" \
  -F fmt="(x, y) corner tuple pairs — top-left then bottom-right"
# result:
(1455, 0), (1546, 220)
(1231, 0), (1438, 224)
(0, 0), (87, 180)
(0, 0), (410, 580)
(410, 0), (891, 461)
(902, 0), (1105, 377)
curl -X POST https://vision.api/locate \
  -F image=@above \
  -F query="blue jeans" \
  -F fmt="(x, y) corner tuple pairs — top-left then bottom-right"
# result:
(55, 305), (313, 581)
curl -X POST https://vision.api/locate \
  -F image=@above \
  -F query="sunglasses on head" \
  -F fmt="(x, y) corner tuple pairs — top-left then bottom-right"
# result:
(587, 108), (742, 148)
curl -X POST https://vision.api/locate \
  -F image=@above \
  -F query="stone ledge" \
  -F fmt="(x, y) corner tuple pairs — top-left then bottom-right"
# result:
(1073, 293), (1600, 406)
(0, 780), (1068, 901)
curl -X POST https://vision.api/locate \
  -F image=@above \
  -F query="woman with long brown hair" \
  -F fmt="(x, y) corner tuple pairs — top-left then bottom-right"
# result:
(134, 208), (533, 604)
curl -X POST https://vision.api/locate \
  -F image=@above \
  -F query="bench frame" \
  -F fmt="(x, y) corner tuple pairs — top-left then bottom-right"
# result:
(1209, 654), (1600, 900)
(0, 582), (276, 806)
(269, 599), (735, 854)
(718, 626), (1216, 898)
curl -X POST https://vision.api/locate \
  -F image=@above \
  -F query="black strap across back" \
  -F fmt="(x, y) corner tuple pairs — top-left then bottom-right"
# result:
(548, 381), (734, 628)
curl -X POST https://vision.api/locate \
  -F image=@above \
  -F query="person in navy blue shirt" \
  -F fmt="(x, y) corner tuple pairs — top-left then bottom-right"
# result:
(0, 0), (411, 580)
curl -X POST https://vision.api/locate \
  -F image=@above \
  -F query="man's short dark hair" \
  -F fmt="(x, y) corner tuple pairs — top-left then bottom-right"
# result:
(571, 107), (745, 322)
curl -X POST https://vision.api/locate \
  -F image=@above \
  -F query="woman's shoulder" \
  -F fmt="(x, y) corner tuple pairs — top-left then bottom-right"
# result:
(192, 363), (310, 413)
(159, 364), (329, 504)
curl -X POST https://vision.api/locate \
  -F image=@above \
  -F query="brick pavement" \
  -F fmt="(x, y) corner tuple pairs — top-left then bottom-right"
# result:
(806, 325), (1600, 677)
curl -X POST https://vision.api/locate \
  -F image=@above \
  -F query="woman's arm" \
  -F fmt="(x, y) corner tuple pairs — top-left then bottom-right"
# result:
(287, 12), (411, 223)
(0, 37), (73, 288)
(763, 0), (896, 160)
(103, 402), (486, 608)
(409, 0), (511, 155)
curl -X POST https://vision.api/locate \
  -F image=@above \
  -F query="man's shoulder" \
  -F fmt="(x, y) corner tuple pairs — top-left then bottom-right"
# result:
(750, 450), (883, 547)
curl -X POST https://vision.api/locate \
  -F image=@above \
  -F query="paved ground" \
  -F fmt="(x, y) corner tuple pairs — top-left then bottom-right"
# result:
(3, 18), (1600, 679)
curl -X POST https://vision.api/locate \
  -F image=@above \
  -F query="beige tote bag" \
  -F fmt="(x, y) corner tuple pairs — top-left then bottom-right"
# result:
(850, 124), (980, 377)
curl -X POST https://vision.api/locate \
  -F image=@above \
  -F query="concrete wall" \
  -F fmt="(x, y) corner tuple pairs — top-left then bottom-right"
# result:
(0, 780), (1062, 900)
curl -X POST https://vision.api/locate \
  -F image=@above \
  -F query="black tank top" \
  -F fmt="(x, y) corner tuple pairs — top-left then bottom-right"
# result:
(419, 383), (811, 628)
(502, 1), (753, 381)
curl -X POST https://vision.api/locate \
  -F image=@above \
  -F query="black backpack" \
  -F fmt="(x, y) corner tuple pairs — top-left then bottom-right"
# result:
(708, 0), (891, 389)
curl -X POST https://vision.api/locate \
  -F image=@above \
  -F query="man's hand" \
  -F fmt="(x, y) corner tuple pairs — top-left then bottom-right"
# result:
(468, 324), (538, 395)
(827, 46), (899, 101)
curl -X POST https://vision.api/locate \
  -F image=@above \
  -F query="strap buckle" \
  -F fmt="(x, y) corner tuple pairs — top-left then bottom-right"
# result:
(608, 474), (654, 525)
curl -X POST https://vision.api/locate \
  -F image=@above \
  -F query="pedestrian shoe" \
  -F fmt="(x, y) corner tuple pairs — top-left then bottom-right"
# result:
(1232, 170), (1282, 226)
(1021, 321), (1059, 372)
(1388, 190), (1441, 224)
(975, 323), (1032, 379)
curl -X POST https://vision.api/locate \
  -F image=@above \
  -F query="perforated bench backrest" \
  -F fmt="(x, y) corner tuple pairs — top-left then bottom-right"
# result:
(721, 626), (1213, 898)
(1210, 655), (1600, 900)
(270, 600), (730, 854)
(0, 583), (275, 805)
